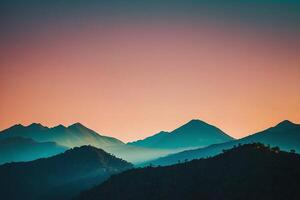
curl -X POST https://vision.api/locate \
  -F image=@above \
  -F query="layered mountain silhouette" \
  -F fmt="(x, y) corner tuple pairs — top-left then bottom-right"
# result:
(2, 119), (299, 165)
(76, 143), (300, 200)
(128, 119), (233, 149)
(239, 120), (300, 151)
(0, 123), (123, 148)
(0, 123), (173, 163)
(0, 145), (133, 200)
(0, 137), (67, 165)
(146, 120), (300, 166)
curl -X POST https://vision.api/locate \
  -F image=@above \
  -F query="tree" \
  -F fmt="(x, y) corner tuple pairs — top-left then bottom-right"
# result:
(271, 146), (280, 154)
(290, 149), (296, 154)
(222, 149), (228, 153)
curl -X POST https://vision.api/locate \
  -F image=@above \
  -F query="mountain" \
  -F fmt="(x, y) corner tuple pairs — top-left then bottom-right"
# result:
(0, 145), (133, 200)
(76, 143), (300, 200)
(145, 120), (300, 166)
(128, 119), (234, 149)
(239, 120), (300, 151)
(0, 123), (177, 164)
(0, 123), (124, 149)
(128, 131), (169, 148)
(0, 137), (67, 165)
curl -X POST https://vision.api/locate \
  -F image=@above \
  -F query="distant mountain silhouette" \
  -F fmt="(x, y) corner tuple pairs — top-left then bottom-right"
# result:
(76, 143), (300, 200)
(0, 137), (67, 165)
(0, 123), (185, 164)
(0, 145), (133, 200)
(145, 120), (300, 166)
(0, 123), (123, 148)
(128, 131), (169, 148)
(239, 120), (300, 150)
(128, 119), (233, 149)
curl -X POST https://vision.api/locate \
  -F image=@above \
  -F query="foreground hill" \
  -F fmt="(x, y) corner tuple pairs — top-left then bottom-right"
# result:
(128, 119), (233, 149)
(0, 137), (67, 164)
(77, 143), (300, 200)
(145, 120), (300, 166)
(0, 145), (133, 200)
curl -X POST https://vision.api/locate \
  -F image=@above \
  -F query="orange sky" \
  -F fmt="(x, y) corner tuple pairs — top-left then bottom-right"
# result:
(1, 2), (300, 142)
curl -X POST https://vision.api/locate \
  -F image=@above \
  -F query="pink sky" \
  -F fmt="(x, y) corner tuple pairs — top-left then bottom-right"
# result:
(1, 20), (300, 142)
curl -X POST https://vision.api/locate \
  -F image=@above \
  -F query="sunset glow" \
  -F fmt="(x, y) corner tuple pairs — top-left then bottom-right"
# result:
(1, 1), (300, 142)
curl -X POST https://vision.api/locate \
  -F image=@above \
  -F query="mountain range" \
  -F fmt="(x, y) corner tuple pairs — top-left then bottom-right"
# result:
(0, 123), (173, 164)
(0, 145), (133, 200)
(0, 119), (300, 200)
(0, 120), (233, 164)
(145, 120), (300, 166)
(76, 143), (300, 200)
(0, 123), (123, 148)
(1, 119), (299, 166)
(128, 119), (234, 149)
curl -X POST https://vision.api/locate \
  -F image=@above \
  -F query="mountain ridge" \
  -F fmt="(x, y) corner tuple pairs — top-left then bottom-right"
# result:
(0, 122), (124, 148)
(76, 143), (300, 200)
(144, 120), (300, 166)
(128, 119), (234, 150)
(0, 123), (178, 164)
(0, 145), (133, 200)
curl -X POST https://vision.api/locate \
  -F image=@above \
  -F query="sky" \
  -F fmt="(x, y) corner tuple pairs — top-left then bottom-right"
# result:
(1, 1), (300, 142)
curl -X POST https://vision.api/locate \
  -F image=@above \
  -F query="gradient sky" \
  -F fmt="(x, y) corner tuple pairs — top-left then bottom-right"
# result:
(1, 1), (300, 142)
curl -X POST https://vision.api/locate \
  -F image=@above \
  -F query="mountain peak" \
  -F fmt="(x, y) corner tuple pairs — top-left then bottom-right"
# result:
(62, 145), (133, 167)
(9, 124), (24, 129)
(157, 131), (169, 135)
(68, 122), (86, 129)
(174, 119), (232, 138)
(27, 123), (47, 129)
(146, 119), (234, 149)
(66, 145), (103, 154)
(179, 119), (214, 130)
(53, 124), (66, 129)
(186, 119), (207, 125)
(275, 120), (297, 128)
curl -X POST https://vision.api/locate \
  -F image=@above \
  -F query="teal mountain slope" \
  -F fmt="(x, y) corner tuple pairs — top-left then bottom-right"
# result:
(0, 123), (124, 148)
(0, 123), (175, 164)
(239, 120), (300, 150)
(127, 131), (169, 148)
(128, 119), (233, 149)
(0, 137), (67, 165)
(0, 145), (133, 200)
(145, 120), (300, 166)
